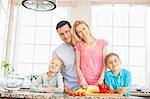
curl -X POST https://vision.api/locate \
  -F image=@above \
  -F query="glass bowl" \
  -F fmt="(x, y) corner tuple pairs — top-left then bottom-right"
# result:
(0, 77), (24, 91)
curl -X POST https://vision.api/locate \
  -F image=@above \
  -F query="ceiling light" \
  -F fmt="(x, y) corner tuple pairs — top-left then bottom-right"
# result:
(22, 0), (56, 11)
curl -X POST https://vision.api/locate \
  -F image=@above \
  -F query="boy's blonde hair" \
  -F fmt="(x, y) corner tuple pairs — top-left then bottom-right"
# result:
(105, 53), (120, 65)
(72, 20), (90, 42)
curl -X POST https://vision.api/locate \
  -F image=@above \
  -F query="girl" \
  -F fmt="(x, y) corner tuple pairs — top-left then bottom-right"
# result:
(30, 57), (64, 93)
(73, 20), (108, 88)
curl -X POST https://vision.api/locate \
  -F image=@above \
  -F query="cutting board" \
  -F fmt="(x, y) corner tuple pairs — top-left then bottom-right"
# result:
(85, 92), (123, 97)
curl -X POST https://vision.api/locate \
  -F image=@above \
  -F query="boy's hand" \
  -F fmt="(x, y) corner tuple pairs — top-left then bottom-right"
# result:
(116, 87), (127, 95)
(121, 87), (127, 95)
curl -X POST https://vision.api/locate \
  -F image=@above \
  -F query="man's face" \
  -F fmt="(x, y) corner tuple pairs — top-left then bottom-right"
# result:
(57, 24), (72, 45)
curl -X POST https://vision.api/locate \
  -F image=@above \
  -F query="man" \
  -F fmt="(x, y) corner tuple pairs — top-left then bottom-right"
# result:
(53, 21), (79, 93)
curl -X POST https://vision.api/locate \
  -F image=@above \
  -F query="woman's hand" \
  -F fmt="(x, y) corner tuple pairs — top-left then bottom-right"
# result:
(98, 79), (104, 84)
(80, 79), (88, 89)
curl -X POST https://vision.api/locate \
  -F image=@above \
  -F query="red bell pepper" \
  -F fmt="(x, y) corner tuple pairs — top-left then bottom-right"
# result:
(98, 84), (109, 93)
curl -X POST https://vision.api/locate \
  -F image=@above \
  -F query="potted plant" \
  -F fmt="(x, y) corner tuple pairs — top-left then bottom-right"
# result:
(2, 60), (10, 76)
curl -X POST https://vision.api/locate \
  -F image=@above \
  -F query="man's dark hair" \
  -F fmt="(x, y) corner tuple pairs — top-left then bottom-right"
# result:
(56, 21), (72, 30)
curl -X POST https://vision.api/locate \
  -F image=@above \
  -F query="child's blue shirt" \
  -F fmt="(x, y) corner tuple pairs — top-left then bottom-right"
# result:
(105, 69), (131, 96)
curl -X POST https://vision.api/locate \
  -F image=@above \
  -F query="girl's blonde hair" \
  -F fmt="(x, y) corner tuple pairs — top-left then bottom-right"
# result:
(50, 57), (64, 73)
(72, 20), (90, 43)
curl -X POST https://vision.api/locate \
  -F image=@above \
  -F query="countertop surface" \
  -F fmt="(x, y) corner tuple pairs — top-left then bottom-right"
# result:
(130, 92), (150, 97)
(0, 90), (147, 99)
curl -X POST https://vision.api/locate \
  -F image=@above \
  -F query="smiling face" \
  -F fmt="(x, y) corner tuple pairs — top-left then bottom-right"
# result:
(57, 24), (72, 45)
(75, 23), (90, 39)
(48, 58), (63, 73)
(106, 55), (121, 72)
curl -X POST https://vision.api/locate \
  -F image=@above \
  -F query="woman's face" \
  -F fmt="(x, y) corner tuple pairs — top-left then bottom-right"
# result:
(75, 23), (90, 39)
(106, 55), (121, 72)
(48, 58), (62, 73)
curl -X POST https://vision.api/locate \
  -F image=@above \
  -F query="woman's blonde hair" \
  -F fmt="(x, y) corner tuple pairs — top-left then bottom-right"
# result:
(72, 20), (90, 43)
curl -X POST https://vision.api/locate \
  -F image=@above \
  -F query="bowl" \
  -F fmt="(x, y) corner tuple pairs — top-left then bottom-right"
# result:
(0, 77), (24, 91)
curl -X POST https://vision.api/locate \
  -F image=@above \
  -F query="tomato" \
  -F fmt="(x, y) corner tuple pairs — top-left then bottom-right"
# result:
(105, 90), (115, 94)
(69, 91), (86, 96)
(69, 92), (74, 96)
(76, 92), (80, 96)
(81, 92), (86, 96)
(98, 84), (109, 93)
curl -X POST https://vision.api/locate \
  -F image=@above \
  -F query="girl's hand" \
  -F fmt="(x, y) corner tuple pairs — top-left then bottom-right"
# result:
(44, 86), (54, 93)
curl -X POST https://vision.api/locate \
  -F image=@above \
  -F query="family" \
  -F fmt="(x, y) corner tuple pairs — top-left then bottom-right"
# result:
(30, 20), (131, 96)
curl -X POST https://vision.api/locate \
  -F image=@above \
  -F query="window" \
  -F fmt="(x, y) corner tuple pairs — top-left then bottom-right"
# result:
(92, 4), (150, 87)
(0, 0), (9, 76)
(12, 5), (70, 77)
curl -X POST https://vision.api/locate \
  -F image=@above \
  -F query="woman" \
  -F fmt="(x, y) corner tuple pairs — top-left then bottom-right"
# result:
(73, 20), (108, 88)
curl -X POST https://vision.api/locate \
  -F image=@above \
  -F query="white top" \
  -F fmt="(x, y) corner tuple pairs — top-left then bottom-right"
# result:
(30, 72), (64, 93)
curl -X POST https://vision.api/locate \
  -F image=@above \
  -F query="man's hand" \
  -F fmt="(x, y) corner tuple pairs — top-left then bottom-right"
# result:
(64, 85), (73, 94)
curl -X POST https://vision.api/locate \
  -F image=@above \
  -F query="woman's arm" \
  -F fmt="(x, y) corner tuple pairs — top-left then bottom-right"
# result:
(98, 46), (107, 84)
(76, 49), (87, 88)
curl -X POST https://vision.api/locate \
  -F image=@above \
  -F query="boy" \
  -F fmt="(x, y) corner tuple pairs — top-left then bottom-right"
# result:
(104, 53), (131, 96)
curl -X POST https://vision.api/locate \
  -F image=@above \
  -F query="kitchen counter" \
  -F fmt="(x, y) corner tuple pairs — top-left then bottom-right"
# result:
(0, 90), (145, 99)
(0, 90), (63, 99)
(131, 92), (150, 97)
